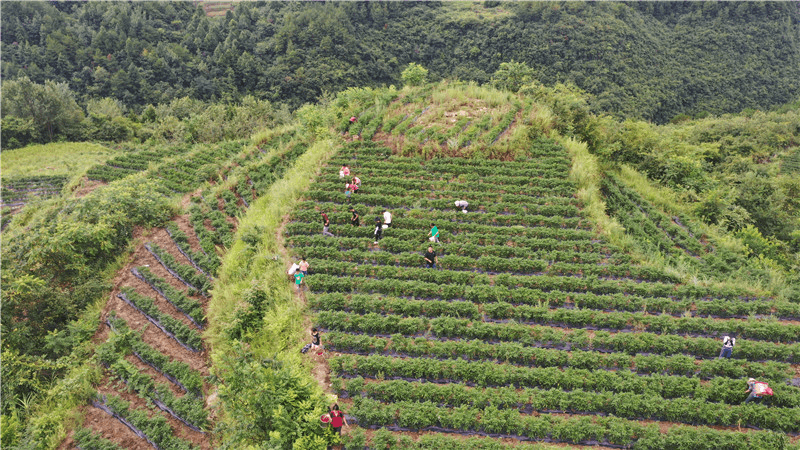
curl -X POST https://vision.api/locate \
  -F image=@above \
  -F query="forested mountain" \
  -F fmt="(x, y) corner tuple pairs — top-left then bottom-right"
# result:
(3, 1), (799, 124)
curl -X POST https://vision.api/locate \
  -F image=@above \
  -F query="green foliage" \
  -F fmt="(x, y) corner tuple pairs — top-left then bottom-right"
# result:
(1, 77), (84, 142)
(213, 343), (329, 449)
(401, 63), (428, 87)
(491, 60), (535, 93)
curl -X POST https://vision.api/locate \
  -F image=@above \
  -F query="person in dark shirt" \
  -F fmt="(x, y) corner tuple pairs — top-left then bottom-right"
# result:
(424, 246), (437, 269)
(349, 207), (360, 226)
(311, 327), (322, 354)
(373, 216), (383, 244)
(321, 212), (334, 237)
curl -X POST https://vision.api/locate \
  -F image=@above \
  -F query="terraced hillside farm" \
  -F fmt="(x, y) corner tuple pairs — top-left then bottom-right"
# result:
(288, 140), (800, 448)
(58, 130), (310, 449)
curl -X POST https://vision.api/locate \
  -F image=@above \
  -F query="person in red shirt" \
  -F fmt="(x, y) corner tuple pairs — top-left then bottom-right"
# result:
(329, 404), (348, 435)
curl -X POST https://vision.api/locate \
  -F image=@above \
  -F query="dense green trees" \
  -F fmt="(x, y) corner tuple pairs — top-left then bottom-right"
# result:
(2, 2), (799, 122)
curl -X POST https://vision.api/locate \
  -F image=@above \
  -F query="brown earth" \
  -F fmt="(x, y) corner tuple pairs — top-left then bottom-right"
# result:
(79, 207), (215, 448)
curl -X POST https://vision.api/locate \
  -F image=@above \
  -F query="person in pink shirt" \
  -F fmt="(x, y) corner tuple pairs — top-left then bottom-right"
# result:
(298, 257), (310, 275)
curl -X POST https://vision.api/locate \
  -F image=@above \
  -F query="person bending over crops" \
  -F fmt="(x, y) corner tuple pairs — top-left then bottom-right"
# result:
(428, 223), (439, 243)
(340, 164), (350, 178)
(352, 176), (361, 190)
(350, 207), (360, 226)
(454, 200), (469, 213)
(424, 246), (437, 269)
(744, 378), (763, 403)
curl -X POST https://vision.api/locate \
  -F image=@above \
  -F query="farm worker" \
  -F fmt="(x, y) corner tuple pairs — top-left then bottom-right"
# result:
(454, 200), (469, 213)
(424, 246), (437, 269)
(345, 182), (352, 199)
(321, 212), (334, 237)
(719, 335), (735, 359)
(340, 164), (350, 178)
(373, 216), (383, 244)
(383, 209), (392, 228)
(350, 116), (357, 123)
(428, 223), (439, 243)
(329, 404), (348, 435)
(351, 177), (360, 193)
(350, 207), (360, 226)
(311, 327), (322, 354)
(294, 270), (305, 291)
(744, 378), (763, 404)
(352, 175), (361, 188)
(298, 257), (310, 276)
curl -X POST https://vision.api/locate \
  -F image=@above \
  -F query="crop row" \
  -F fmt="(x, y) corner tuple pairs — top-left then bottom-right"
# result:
(165, 223), (218, 278)
(323, 331), (791, 382)
(118, 289), (203, 352)
(133, 267), (205, 329)
(86, 165), (140, 182)
(308, 291), (780, 325)
(307, 255), (679, 285)
(296, 197), (584, 220)
(93, 394), (197, 450)
(306, 273), (769, 317)
(348, 397), (788, 449)
(319, 165), (572, 186)
(309, 181), (576, 203)
(217, 188), (243, 218)
(87, 144), (194, 182)
(107, 315), (204, 397)
(330, 353), (800, 408)
(308, 272), (747, 305)
(603, 176), (708, 258)
(2, 174), (70, 188)
(146, 244), (210, 297)
(288, 231), (601, 256)
(315, 311), (800, 363)
(341, 379), (800, 433)
(312, 293), (797, 343)
(295, 243), (619, 271)
(73, 427), (124, 450)
(154, 141), (246, 192)
(288, 213), (597, 239)
(332, 144), (569, 168)
(97, 339), (208, 431)
(188, 203), (233, 258)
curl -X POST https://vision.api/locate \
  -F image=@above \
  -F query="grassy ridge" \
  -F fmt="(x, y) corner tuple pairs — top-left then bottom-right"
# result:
(207, 136), (339, 448)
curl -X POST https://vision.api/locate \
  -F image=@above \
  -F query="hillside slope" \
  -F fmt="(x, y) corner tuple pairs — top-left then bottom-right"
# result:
(2, 2), (798, 122)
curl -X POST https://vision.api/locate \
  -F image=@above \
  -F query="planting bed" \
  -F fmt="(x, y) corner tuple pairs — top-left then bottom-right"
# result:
(290, 141), (797, 448)
(60, 131), (312, 448)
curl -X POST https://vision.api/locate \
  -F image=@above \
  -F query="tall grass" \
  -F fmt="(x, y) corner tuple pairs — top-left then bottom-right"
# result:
(615, 163), (787, 293)
(1, 142), (116, 180)
(560, 137), (625, 242)
(207, 138), (338, 357)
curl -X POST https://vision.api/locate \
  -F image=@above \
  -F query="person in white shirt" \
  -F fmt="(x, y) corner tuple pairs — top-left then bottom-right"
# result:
(719, 335), (735, 359)
(383, 209), (392, 228)
(454, 200), (469, 213)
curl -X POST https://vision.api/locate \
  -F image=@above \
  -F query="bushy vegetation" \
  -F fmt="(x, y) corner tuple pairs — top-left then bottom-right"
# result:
(3, 1), (799, 132)
(2, 17), (799, 445)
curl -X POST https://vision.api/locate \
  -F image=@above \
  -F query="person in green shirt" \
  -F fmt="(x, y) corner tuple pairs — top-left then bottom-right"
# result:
(429, 223), (439, 243)
(294, 270), (305, 291)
